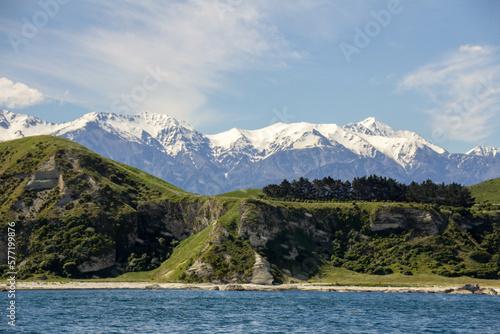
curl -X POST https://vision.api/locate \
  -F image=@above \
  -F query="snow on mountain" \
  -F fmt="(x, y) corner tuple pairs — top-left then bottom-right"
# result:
(0, 110), (498, 195)
(466, 146), (500, 158)
(343, 118), (447, 167)
(344, 116), (397, 137)
(0, 110), (58, 141)
(208, 118), (445, 168)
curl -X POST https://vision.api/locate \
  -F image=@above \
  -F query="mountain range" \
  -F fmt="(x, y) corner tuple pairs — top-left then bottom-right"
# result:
(1, 110), (499, 195)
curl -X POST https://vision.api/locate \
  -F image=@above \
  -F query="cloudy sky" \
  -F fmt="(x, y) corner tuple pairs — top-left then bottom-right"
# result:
(1, 0), (499, 153)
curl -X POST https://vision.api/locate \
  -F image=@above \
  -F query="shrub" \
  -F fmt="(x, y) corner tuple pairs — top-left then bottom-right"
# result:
(372, 266), (393, 275)
(63, 262), (79, 277)
(469, 251), (492, 263)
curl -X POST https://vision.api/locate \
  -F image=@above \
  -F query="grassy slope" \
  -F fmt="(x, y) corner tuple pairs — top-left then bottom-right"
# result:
(469, 178), (500, 205)
(0, 135), (188, 213)
(215, 188), (264, 199)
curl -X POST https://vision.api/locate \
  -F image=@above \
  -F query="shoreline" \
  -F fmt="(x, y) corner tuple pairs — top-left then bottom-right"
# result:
(10, 282), (500, 295)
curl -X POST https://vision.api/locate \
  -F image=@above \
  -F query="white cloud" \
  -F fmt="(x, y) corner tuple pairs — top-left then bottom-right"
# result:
(459, 44), (485, 52)
(0, 0), (399, 126)
(0, 0), (373, 126)
(0, 78), (44, 109)
(398, 45), (500, 142)
(0, 0), (305, 126)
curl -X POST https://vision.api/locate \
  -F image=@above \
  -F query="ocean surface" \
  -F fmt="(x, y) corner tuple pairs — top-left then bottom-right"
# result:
(2, 289), (499, 333)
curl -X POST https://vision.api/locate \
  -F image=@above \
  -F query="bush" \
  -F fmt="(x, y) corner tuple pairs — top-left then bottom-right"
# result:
(476, 269), (498, 279)
(63, 262), (79, 277)
(469, 251), (492, 263)
(40, 254), (60, 272)
(372, 266), (393, 275)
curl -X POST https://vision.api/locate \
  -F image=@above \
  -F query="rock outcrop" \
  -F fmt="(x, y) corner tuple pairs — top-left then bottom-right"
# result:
(250, 253), (274, 285)
(219, 284), (245, 291)
(145, 283), (161, 290)
(370, 207), (446, 235)
(185, 260), (215, 278)
(26, 156), (61, 190)
(449, 284), (498, 295)
(137, 199), (224, 241)
(77, 252), (116, 273)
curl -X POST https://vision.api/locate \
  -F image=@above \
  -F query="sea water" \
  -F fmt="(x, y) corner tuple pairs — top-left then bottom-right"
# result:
(2, 289), (499, 333)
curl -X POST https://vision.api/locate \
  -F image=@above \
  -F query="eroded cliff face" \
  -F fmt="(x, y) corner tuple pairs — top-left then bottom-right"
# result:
(92, 199), (226, 274)
(250, 253), (274, 285)
(369, 207), (447, 236)
(236, 200), (342, 279)
(237, 201), (461, 251)
(25, 155), (61, 190)
(237, 200), (337, 249)
(77, 252), (116, 273)
(137, 199), (224, 241)
(233, 200), (500, 281)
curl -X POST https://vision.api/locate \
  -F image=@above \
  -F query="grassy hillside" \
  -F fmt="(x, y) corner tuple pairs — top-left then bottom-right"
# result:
(215, 188), (264, 199)
(469, 178), (500, 205)
(0, 136), (186, 212)
(1, 136), (499, 285)
(0, 136), (204, 279)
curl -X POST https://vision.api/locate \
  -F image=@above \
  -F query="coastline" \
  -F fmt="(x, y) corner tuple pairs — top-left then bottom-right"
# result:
(11, 282), (500, 295)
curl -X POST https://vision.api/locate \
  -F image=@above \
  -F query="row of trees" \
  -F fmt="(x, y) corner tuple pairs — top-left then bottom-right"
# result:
(263, 175), (475, 207)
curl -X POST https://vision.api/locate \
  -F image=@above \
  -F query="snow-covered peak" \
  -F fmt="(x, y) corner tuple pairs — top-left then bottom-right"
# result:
(205, 117), (449, 166)
(0, 109), (48, 126)
(207, 122), (292, 153)
(0, 110), (56, 141)
(344, 117), (396, 137)
(136, 111), (194, 131)
(207, 128), (246, 150)
(466, 146), (500, 157)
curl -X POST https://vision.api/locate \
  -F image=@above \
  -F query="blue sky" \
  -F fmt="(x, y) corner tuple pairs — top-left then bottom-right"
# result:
(1, 0), (499, 153)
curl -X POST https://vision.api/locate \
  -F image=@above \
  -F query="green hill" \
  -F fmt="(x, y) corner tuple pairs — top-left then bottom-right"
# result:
(1, 136), (500, 285)
(469, 178), (500, 205)
(0, 136), (202, 278)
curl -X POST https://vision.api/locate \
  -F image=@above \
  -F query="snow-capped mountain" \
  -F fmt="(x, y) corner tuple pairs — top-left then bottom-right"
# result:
(466, 146), (500, 158)
(1, 110), (499, 195)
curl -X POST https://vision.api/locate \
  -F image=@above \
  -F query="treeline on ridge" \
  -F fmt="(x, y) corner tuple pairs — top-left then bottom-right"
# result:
(263, 175), (475, 207)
